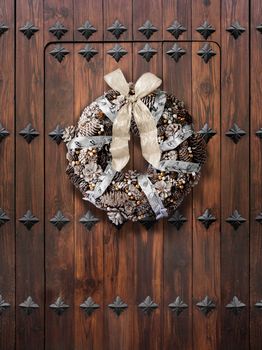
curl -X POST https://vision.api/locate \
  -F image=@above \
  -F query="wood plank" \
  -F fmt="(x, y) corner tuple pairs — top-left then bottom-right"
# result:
(103, 0), (132, 41)
(192, 41), (221, 350)
(221, 1), (249, 349)
(132, 42), (163, 350)
(73, 42), (104, 350)
(0, 0), (15, 349)
(44, 43), (74, 350)
(133, 0), (162, 41)
(16, 1), (44, 349)
(74, 0), (103, 41)
(250, 0), (262, 347)
(102, 42), (134, 350)
(162, 41), (193, 350)
(163, 0), (192, 40)
(44, 0), (73, 43)
(192, 0), (220, 43)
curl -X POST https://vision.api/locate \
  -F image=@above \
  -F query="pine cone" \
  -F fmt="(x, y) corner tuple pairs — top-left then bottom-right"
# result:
(78, 118), (101, 136)
(190, 134), (207, 164)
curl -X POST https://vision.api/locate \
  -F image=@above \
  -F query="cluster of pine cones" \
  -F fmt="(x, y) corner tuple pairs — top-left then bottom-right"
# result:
(63, 88), (207, 226)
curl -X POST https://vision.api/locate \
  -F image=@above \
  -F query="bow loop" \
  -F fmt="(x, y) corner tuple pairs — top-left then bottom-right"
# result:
(104, 69), (162, 172)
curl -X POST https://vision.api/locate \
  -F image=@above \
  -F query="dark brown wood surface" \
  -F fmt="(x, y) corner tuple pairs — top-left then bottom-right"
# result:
(0, 0), (261, 349)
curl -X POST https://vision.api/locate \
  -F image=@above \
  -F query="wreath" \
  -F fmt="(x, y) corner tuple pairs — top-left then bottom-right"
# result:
(63, 69), (206, 226)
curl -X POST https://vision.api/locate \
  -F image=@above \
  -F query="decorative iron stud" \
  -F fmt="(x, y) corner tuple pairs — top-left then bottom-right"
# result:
(49, 22), (68, 39)
(196, 296), (215, 316)
(0, 208), (10, 227)
(226, 21), (245, 39)
(139, 216), (156, 230)
(77, 21), (97, 39)
(0, 295), (10, 314)
(225, 123), (246, 144)
(168, 296), (188, 316)
(19, 296), (39, 315)
(138, 296), (158, 315)
(138, 43), (157, 62)
(107, 20), (127, 39)
(256, 128), (262, 139)
(48, 124), (64, 145)
(80, 297), (100, 316)
(197, 43), (216, 63)
(0, 23), (8, 36)
(256, 24), (262, 34)
(168, 210), (187, 230)
(0, 122), (10, 142)
(19, 21), (39, 39)
(19, 123), (39, 143)
(108, 296), (128, 316)
(138, 20), (158, 39)
(198, 123), (216, 143)
(196, 21), (215, 39)
(78, 44), (98, 62)
(79, 211), (99, 231)
(50, 210), (70, 231)
(255, 212), (262, 224)
(226, 210), (246, 230)
(49, 297), (69, 315)
(254, 300), (262, 309)
(166, 43), (186, 62)
(198, 209), (216, 229)
(226, 296), (246, 314)
(19, 210), (39, 230)
(107, 44), (127, 62)
(49, 45), (69, 63)
(166, 20), (186, 39)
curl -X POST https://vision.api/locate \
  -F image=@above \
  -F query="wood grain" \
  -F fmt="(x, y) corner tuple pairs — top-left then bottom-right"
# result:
(0, 1), (15, 349)
(192, 41), (221, 350)
(221, 1), (250, 349)
(44, 43), (74, 350)
(250, 0), (262, 347)
(73, 43), (104, 350)
(15, 0), (44, 349)
(162, 41), (193, 350)
(102, 43), (134, 350)
(132, 42), (163, 350)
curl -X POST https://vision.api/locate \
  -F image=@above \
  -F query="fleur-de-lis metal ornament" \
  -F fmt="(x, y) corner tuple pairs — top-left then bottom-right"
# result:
(108, 296), (128, 316)
(49, 297), (69, 315)
(80, 297), (100, 316)
(19, 296), (39, 315)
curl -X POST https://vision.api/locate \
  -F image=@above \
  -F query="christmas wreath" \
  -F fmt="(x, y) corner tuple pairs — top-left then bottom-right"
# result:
(63, 69), (206, 226)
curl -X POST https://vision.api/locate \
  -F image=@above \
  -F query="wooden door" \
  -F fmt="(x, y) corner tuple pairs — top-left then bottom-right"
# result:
(0, 1), (261, 350)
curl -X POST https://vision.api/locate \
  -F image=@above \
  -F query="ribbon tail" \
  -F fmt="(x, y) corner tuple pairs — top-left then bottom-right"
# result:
(110, 103), (132, 171)
(133, 101), (161, 169)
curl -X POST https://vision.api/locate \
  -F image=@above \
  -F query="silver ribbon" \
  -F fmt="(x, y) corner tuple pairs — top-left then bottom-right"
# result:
(96, 89), (166, 124)
(157, 159), (200, 173)
(67, 135), (112, 152)
(138, 175), (168, 220)
(93, 163), (116, 199)
(160, 124), (193, 151)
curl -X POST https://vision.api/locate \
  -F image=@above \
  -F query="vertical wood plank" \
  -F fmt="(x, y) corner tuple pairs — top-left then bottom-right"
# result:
(102, 42), (134, 350)
(133, 0), (162, 40)
(16, 0), (44, 349)
(221, 1), (249, 349)
(192, 0), (220, 43)
(103, 0), (132, 41)
(192, 41), (221, 350)
(162, 0), (192, 40)
(250, 0), (262, 347)
(73, 42), (104, 350)
(132, 42), (163, 350)
(162, 41), (193, 350)
(0, 0), (15, 349)
(74, 0), (103, 41)
(44, 43), (74, 350)
(44, 0), (73, 43)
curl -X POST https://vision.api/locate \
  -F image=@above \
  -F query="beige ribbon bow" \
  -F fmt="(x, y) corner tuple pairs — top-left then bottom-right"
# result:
(104, 69), (162, 172)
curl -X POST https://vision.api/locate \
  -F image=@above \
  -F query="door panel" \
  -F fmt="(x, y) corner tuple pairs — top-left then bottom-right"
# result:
(44, 41), (220, 349)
